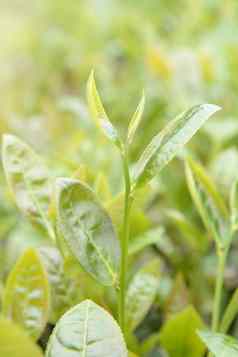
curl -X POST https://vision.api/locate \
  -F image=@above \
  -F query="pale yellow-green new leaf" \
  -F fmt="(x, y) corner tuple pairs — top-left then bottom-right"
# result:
(87, 70), (122, 148)
(46, 299), (128, 357)
(127, 91), (145, 146)
(0, 317), (43, 357)
(3, 248), (50, 340)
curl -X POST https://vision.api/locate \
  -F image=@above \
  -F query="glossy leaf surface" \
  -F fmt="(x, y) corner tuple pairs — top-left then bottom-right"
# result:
(198, 331), (238, 357)
(160, 306), (205, 357)
(133, 104), (220, 189)
(0, 316), (43, 357)
(3, 248), (50, 340)
(126, 260), (160, 330)
(46, 299), (128, 357)
(2, 134), (54, 238)
(56, 178), (120, 286)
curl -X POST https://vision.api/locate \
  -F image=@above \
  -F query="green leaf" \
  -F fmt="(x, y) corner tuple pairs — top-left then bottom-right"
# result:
(0, 316), (43, 357)
(198, 331), (238, 357)
(230, 180), (238, 232)
(56, 177), (120, 286)
(133, 104), (220, 189)
(87, 70), (122, 148)
(160, 306), (205, 357)
(220, 288), (238, 333)
(3, 248), (50, 340)
(2, 134), (54, 240)
(126, 259), (160, 331)
(128, 227), (164, 256)
(185, 158), (228, 243)
(127, 91), (145, 146)
(46, 299), (128, 357)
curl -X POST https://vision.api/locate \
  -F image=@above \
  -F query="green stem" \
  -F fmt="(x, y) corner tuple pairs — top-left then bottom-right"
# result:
(208, 244), (229, 357)
(211, 248), (227, 332)
(119, 150), (132, 334)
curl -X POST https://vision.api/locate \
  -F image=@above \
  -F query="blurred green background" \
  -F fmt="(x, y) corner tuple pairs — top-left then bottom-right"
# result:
(1, 0), (238, 352)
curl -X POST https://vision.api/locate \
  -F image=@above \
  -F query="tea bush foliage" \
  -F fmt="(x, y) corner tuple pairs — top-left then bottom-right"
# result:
(1, 1), (238, 356)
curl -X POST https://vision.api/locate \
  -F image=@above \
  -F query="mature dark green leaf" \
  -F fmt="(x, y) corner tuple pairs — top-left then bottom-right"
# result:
(56, 178), (120, 286)
(87, 70), (122, 148)
(185, 158), (228, 243)
(0, 316), (43, 357)
(126, 259), (160, 331)
(46, 299), (128, 357)
(133, 104), (220, 189)
(2, 134), (54, 239)
(3, 248), (50, 340)
(127, 91), (145, 146)
(198, 331), (238, 357)
(160, 306), (205, 357)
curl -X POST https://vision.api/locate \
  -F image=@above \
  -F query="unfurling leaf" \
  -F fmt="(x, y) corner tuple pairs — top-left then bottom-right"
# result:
(185, 158), (228, 243)
(198, 331), (238, 357)
(2, 134), (54, 239)
(127, 91), (145, 146)
(3, 248), (50, 340)
(160, 306), (205, 357)
(133, 104), (220, 189)
(87, 70), (122, 148)
(126, 259), (160, 331)
(56, 178), (120, 286)
(46, 299), (128, 357)
(0, 317), (43, 357)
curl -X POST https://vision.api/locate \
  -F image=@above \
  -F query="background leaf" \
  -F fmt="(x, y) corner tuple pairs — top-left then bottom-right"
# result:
(160, 306), (205, 357)
(3, 248), (50, 340)
(56, 177), (120, 286)
(2, 134), (54, 239)
(185, 158), (228, 243)
(0, 316), (43, 357)
(46, 299), (128, 357)
(126, 259), (160, 331)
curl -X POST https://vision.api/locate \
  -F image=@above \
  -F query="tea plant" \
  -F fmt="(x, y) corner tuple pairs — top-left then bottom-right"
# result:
(0, 72), (222, 356)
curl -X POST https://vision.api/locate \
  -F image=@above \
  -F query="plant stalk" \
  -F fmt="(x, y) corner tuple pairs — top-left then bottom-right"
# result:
(119, 150), (132, 334)
(208, 244), (229, 357)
